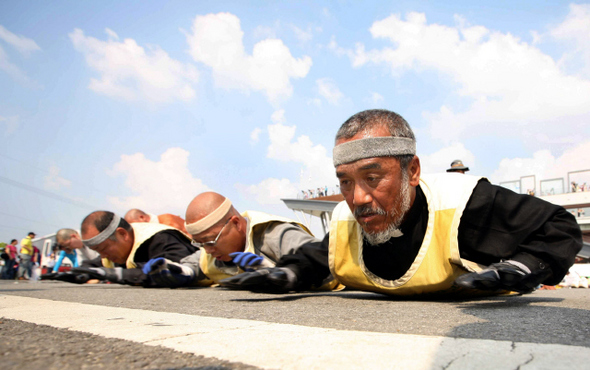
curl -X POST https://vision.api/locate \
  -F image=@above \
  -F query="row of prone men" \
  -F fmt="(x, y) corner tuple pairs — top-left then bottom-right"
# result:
(42, 109), (583, 297)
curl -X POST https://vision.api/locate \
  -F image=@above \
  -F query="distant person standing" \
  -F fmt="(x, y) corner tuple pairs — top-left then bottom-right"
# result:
(17, 232), (35, 280)
(1, 239), (18, 279)
(446, 159), (470, 174)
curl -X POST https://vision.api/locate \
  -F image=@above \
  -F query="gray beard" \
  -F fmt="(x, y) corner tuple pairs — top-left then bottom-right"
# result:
(361, 172), (412, 246)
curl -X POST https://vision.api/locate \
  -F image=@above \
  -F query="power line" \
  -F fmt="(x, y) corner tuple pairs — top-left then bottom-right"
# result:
(0, 224), (34, 232)
(0, 211), (63, 229)
(0, 175), (100, 210)
(0, 153), (112, 197)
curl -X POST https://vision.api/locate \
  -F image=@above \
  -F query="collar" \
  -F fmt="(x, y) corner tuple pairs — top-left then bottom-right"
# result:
(398, 185), (424, 236)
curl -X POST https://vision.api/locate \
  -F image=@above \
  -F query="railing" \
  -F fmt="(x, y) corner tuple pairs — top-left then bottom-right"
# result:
(499, 169), (590, 197)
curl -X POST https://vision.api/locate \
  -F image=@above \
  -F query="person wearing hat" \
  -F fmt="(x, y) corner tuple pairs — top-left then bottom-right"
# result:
(143, 191), (340, 290)
(446, 160), (469, 174)
(221, 109), (582, 296)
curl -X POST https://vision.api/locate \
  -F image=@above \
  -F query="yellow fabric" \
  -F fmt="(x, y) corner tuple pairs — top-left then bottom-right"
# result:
(20, 236), (33, 255)
(102, 223), (185, 269)
(199, 211), (312, 283)
(329, 174), (487, 296)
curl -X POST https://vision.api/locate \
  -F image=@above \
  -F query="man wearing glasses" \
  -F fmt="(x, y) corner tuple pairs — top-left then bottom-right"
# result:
(45, 211), (197, 286)
(144, 192), (338, 289)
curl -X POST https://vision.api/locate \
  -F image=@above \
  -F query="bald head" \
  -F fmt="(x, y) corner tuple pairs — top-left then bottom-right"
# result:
(185, 192), (247, 260)
(56, 228), (78, 244)
(185, 192), (243, 235)
(186, 192), (229, 223)
(124, 209), (150, 223)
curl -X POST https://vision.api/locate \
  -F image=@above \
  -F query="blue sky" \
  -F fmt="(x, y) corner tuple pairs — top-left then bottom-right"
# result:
(1, 1), (590, 241)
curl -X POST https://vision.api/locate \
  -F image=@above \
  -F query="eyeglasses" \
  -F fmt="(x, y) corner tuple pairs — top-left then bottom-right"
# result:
(191, 218), (231, 249)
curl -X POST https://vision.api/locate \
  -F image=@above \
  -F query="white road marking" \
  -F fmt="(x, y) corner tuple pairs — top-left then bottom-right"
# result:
(1, 294), (588, 369)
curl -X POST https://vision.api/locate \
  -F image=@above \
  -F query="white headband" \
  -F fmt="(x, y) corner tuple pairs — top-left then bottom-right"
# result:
(185, 198), (232, 235)
(333, 137), (416, 166)
(82, 214), (121, 248)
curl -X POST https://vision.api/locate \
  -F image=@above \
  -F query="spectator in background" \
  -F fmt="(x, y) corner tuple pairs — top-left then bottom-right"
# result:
(30, 245), (41, 280)
(17, 232), (35, 280)
(1, 239), (18, 279)
(45, 251), (56, 273)
(446, 159), (470, 174)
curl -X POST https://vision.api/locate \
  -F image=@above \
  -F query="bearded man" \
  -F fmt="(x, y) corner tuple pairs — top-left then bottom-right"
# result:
(221, 109), (582, 296)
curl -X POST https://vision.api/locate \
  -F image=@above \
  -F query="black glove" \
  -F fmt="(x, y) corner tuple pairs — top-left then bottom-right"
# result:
(142, 257), (195, 288)
(40, 272), (59, 280)
(220, 267), (297, 293)
(454, 260), (537, 293)
(71, 267), (124, 283)
(45, 271), (91, 284)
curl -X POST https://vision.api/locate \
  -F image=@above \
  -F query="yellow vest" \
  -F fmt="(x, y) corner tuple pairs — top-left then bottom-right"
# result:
(199, 211), (312, 283)
(102, 223), (188, 269)
(329, 174), (488, 296)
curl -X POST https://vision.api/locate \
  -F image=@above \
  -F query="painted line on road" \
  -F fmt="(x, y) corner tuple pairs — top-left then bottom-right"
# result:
(1, 294), (588, 369)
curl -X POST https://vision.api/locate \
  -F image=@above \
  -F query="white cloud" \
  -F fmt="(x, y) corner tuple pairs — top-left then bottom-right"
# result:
(550, 4), (590, 77)
(185, 12), (312, 103)
(236, 110), (337, 204)
(291, 25), (313, 43)
(490, 140), (590, 193)
(347, 11), (590, 153)
(252, 25), (277, 40)
(250, 127), (262, 145)
(419, 142), (475, 175)
(107, 147), (209, 214)
(365, 91), (384, 106)
(316, 78), (344, 105)
(44, 165), (72, 190)
(0, 115), (19, 136)
(0, 25), (41, 56)
(69, 28), (199, 103)
(235, 178), (298, 205)
(0, 25), (40, 83)
(271, 109), (286, 124)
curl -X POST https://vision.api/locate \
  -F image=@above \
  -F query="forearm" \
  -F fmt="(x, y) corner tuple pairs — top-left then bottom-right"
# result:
(53, 253), (65, 272)
(276, 233), (331, 290)
(459, 181), (583, 286)
(179, 250), (209, 282)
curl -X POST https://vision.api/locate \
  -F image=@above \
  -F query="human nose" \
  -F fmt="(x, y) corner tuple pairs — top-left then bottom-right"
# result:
(352, 183), (373, 207)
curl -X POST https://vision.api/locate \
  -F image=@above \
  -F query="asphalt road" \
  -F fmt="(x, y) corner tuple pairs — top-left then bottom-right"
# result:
(1, 280), (589, 369)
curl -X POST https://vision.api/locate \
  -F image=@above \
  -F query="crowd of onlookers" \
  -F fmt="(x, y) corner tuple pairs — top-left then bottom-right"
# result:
(0, 232), (46, 280)
(571, 181), (589, 193)
(298, 185), (339, 199)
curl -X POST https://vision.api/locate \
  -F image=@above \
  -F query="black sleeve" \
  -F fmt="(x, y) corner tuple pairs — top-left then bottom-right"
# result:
(276, 232), (331, 290)
(133, 230), (197, 270)
(459, 179), (583, 285)
(119, 268), (148, 285)
(122, 230), (197, 286)
(80, 256), (103, 268)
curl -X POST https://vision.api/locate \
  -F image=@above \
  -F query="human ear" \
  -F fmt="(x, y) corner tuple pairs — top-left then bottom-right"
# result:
(408, 156), (421, 186)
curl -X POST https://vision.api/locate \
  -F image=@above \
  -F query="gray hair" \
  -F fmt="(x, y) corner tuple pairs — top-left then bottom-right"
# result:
(336, 109), (416, 169)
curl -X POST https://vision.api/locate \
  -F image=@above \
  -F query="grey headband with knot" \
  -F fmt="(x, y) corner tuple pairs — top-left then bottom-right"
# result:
(82, 214), (121, 248)
(332, 137), (416, 166)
